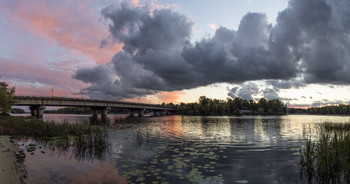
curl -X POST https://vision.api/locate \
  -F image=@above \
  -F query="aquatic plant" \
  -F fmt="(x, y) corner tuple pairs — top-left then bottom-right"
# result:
(132, 129), (143, 145)
(118, 139), (225, 183)
(0, 116), (109, 160)
(300, 122), (350, 183)
(132, 128), (151, 146)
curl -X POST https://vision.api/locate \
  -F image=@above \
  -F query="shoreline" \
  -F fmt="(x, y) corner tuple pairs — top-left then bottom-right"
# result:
(0, 135), (31, 184)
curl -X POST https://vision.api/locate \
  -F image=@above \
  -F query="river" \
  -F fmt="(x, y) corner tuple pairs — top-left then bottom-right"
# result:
(14, 114), (350, 183)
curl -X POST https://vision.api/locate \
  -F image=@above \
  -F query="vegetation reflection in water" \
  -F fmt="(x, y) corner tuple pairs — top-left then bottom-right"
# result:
(109, 116), (303, 184)
(9, 114), (350, 183)
(0, 116), (109, 160)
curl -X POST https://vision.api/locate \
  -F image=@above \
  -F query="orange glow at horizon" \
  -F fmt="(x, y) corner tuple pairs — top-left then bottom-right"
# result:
(287, 105), (310, 109)
(156, 91), (186, 103)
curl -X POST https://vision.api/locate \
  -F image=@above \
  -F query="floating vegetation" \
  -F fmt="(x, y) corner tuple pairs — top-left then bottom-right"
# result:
(0, 116), (109, 160)
(300, 122), (350, 183)
(117, 138), (225, 183)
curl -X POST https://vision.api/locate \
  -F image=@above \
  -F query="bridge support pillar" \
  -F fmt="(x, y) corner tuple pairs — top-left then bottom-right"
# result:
(137, 109), (143, 117)
(90, 107), (98, 123)
(101, 107), (109, 124)
(101, 107), (108, 117)
(91, 107), (98, 117)
(128, 109), (134, 117)
(152, 110), (158, 116)
(29, 106), (37, 117)
(90, 107), (109, 124)
(29, 105), (45, 119)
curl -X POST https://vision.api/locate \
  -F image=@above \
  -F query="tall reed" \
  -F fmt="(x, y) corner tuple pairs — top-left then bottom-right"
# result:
(0, 116), (109, 160)
(300, 122), (350, 183)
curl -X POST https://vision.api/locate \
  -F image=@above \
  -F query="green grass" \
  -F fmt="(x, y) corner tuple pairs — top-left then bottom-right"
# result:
(300, 122), (350, 183)
(0, 116), (109, 160)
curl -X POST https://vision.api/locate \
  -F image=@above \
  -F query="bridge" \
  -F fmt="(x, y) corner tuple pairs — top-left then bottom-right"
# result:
(13, 96), (177, 121)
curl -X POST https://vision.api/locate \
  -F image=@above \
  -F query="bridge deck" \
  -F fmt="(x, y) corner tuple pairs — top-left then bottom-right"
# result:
(13, 96), (177, 111)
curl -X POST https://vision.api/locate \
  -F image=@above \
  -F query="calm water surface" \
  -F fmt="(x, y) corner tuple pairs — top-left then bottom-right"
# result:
(17, 114), (350, 184)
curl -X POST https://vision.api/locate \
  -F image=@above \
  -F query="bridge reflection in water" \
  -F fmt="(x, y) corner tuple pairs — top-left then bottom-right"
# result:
(13, 96), (177, 123)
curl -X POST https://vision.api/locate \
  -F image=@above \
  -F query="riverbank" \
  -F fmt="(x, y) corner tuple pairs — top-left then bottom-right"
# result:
(0, 136), (31, 184)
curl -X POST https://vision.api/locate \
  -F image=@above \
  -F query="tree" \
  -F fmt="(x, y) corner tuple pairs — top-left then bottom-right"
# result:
(199, 96), (210, 115)
(0, 81), (15, 116)
(11, 108), (25, 114)
(257, 98), (268, 115)
(178, 96), (287, 116)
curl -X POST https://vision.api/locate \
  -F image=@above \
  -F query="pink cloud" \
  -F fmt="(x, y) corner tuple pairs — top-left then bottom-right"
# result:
(1, 0), (122, 64)
(0, 0), (182, 99)
(131, 0), (141, 7)
(0, 57), (86, 97)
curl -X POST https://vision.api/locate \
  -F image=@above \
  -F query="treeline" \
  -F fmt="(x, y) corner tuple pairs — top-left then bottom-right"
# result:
(44, 107), (129, 114)
(177, 96), (287, 116)
(10, 108), (25, 114)
(289, 104), (350, 115)
(287, 108), (308, 114)
(288, 104), (350, 115)
(45, 107), (91, 114)
(309, 104), (350, 115)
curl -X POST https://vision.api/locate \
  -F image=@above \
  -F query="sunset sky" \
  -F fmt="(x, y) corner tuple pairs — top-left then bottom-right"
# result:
(1, 0), (350, 107)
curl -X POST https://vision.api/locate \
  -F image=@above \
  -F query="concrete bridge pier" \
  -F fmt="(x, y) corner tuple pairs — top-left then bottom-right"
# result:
(90, 107), (99, 123)
(137, 109), (143, 117)
(152, 110), (158, 116)
(29, 105), (45, 119)
(100, 107), (108, 118)
(91, 107), (98, 117)
(101, 107), (109, 124)
(128, 109), (135, 117)
(90, 107), (109, 123)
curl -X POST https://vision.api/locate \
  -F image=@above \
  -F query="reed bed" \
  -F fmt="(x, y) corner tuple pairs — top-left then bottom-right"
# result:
(300, 122), (350, 183)
(132, 128), (151, 146)
(0, 116), (109, 160)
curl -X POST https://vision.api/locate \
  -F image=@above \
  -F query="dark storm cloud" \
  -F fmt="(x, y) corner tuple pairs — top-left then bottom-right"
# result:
(266, 79), (304, 89)
(274, 0), (350, 84)
(74, 64), (115, 84)
(227, 82), (260, 100)
(227, 86), (239, 99)
(262, 88), (280, 100)
(227, 82), (281, 101)
(74, 0), (350, 99)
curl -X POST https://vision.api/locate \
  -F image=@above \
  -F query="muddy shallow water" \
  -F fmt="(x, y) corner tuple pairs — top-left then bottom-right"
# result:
(15, 114), (350, 184)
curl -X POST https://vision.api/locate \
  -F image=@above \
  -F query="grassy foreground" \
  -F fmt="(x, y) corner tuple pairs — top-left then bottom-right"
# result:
(300, 122), (350, 183)
(0, 116), (109, 160)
